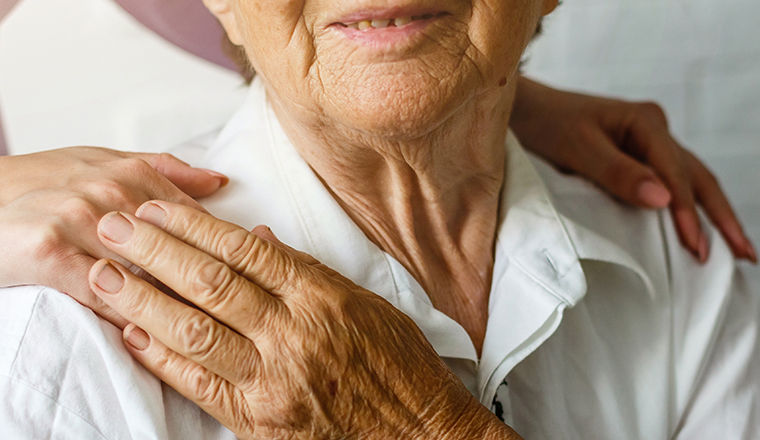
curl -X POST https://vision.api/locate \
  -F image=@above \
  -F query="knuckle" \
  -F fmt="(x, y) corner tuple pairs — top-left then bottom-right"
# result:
(156, 152), (178, 163)
(152, 153), (180, 175)
(187, 367), (224, 405)
(636, 102), (668, 125)
(598, 157), (633, 187)
(120, 157), (156, 178)
(29, 223), (69, 265)
(58, 196), (101, 223)
(89, 180), (138, 206)
(701, 167), (719, 185)
(192, 259), (238, 310)
(698, 169), (721, 191)
(262, 253), (299, 293)
(131, 231), (172, 268)
(218, 229), (259, 269)
(179, 314), (221, 360)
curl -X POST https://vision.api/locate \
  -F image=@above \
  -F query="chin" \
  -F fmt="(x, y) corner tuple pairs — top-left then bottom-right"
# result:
(322, 67), (473, 140)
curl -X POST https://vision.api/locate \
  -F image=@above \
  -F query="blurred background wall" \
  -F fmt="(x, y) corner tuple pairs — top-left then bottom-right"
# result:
(521, 0), (760, 243)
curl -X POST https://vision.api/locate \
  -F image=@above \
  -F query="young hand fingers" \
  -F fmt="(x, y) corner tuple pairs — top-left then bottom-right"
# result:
(685, 151), (757, 262)
(626, 120), (707, 260)
(564, 127), (671, 208)
(130, 152), (229, 199)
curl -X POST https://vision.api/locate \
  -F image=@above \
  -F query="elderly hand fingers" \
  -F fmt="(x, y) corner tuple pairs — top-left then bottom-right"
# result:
(134, 201), (316, 296)
(685, 152), (757, 262)
(90, 259), (259, 385)
(96, 212), (282, 336)
(121, 325), (256, 437)
(127, 152), (229, 199)
(42, 252), (130, 329)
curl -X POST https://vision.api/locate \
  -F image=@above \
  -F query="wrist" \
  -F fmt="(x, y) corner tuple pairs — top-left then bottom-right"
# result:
(418, 381), (522, 440)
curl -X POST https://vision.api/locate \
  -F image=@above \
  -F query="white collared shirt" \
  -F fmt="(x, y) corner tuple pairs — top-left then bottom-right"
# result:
(1, 79), (758, 439)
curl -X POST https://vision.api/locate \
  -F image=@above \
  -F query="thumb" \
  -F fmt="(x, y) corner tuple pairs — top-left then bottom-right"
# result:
(141, 153), (229, 199)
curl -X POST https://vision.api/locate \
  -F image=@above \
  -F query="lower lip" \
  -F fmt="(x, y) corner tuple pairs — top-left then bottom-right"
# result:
(331, 15), (444, 49)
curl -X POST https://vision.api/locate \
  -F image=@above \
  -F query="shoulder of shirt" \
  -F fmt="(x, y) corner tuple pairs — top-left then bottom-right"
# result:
(527, 151), (737, 298)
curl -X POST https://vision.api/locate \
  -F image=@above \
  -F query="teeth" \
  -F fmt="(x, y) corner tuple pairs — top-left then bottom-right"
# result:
(344, 15), (422, 30)
(371, 19), (390, 29)
(394, 17), (413, 26)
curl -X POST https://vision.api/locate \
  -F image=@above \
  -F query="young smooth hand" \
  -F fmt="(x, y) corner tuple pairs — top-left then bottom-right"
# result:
(0, 147), (227, 327)
(512, 76), (756, 264)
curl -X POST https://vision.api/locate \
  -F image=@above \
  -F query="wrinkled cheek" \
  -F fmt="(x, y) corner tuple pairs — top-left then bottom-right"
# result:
(235, 0), (312, 74)
(466, 1), (542, 84)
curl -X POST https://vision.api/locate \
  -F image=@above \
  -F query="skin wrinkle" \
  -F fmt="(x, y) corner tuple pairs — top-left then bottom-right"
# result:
(211, 0), (555, 355)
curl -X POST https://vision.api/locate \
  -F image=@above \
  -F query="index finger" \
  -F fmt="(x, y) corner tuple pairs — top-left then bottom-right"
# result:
(133, 200), (320, 296)
(126, 152), (229, 199)
(627, 117), (707, 260)
(96, 211), (285, 338)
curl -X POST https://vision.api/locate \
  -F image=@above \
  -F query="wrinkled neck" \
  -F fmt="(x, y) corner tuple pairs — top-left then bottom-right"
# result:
(268, 81), (516, 353)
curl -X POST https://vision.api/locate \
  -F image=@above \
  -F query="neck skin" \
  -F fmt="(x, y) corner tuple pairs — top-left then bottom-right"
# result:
(269, 81), (516, 356)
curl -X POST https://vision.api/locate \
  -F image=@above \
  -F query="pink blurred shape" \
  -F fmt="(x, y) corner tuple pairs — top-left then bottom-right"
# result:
(112, 0), (238, 72)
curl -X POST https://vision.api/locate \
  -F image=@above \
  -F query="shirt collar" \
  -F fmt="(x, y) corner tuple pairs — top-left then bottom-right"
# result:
(204, 80), (654, 401)
(256, 79), (592, 355)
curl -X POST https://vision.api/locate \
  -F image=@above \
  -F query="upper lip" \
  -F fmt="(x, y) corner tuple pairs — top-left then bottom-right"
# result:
(329, 6), (449, 26)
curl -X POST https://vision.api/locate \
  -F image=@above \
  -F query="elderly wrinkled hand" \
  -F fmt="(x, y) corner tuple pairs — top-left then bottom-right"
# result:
(87, 201), (520, 440)
(0, 147), (227, 327)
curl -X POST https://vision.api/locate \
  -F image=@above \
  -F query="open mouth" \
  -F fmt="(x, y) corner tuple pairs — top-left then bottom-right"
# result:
(336, 12), (448, 31)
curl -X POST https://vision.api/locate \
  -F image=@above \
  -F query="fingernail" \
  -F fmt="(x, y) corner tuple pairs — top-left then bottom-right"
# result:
(137, 203), (166, 227)
(101, 213), (133, 244)
(723, 222), (747, 253)
(697, 233), (710, 263)
(94, 262), (124, 293)
(636, 180), (672, 208)
(746, 240), (758, 264)
(124, 325), (150, 350)
(198, 168), (230, 188)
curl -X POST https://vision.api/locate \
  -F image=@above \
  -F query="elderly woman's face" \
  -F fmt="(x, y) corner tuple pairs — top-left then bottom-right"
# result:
(208, 0), (557, 138)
